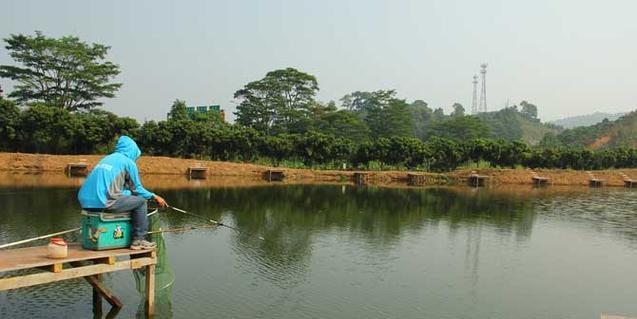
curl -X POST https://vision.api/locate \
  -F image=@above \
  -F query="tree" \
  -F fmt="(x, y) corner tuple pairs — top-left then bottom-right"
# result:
(18, 104), (76, 153)
(167, 99), (189, 121)
(0, 32), (121, 111)
(0, 97), (20, 151)
(451, 103), (465, 117)
(340, 90), (395, 115)
(316, 110), (371, 143)
(379, 99), (415, 138)
(409, 100), (433, 140)
(520, 101), (538, 120)
(430, 115), (491, 141)
(234, 68), (319, 134)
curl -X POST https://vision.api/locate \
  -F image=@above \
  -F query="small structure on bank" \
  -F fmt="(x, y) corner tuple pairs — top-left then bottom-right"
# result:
(587, 171), (605, 187)
(66, 162), (89, 177)
(531, 171), (550, 186)
(467, 171), (489, 187)
(265, 169), (285, 182)
(353, 172), (369, 186)
(188, 166), (208, 180)
(407, 173), (426, 186)
(619, 172), (637, 188)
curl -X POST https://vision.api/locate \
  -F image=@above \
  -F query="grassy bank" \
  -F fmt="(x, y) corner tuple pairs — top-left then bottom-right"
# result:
(1, 152), (636, 187)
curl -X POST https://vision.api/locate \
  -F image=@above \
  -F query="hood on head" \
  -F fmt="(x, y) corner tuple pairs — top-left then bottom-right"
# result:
(114, 135), (141, 161)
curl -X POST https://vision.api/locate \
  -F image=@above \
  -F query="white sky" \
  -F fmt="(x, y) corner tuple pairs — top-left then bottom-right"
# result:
(1, 0), (636, 122)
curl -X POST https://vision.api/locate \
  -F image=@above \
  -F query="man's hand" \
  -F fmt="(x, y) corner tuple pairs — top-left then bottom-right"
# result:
(154, 195), (168, 208)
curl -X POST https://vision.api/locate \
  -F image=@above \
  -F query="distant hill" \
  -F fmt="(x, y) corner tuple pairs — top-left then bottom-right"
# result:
(477, 107), (562, 145)
(549, 112), (624, 129)
(551, 110), (637, 149)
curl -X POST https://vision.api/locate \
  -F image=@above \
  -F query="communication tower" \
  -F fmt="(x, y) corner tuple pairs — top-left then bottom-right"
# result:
(471, 75), (478, 114)
(479, 63), (488, 113)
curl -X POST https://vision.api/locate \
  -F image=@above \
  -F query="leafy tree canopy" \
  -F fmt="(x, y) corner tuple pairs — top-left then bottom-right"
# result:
(0, 31), (121, 111)
(234, 67), (319, 134)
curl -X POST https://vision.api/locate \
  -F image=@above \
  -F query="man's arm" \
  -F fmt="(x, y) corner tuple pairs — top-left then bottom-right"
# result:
(127, 161), (167, 207)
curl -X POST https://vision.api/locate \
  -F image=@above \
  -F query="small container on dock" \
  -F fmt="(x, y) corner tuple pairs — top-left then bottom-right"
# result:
(47, 237), (68, 259)
(81, 211), (132, 250)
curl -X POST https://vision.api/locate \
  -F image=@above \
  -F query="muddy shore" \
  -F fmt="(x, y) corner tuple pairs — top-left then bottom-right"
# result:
(1, 152), (636, 187)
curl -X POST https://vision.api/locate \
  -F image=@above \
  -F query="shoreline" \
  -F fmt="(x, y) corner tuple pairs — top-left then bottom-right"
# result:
(1, 152), (636, 187)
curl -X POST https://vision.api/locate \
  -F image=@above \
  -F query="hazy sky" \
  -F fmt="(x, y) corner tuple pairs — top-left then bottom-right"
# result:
(1, 0), (636, 122)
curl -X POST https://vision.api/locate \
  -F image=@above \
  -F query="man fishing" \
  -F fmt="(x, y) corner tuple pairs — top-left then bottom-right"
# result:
(78, 135), (167, 250)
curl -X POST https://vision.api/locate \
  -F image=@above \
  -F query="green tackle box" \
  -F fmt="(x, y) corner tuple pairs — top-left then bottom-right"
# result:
(81, 211), (132, 250)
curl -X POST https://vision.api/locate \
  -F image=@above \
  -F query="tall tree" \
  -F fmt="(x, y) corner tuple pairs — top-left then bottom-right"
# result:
(451, 103), (465, 117)
(167, 99), (189, 121)
(340, 90), (395, 115)
(0, 97), (20, 151)
(0, 32), (121, 111)
(409, 99), (433, 140)
(520, 100), (538, 119)
(234, 68), (319, 134)
(430, 115), (491, 141)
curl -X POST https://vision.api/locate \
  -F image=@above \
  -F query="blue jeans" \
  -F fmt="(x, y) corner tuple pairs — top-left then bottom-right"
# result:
(107, 196), (148, 240)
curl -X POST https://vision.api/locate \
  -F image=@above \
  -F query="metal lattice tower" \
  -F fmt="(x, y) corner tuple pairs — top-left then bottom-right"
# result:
(471, 75), (478, 114)
(479, 63), (488, 113)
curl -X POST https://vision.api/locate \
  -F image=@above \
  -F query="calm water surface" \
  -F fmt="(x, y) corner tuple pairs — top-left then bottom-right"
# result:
(1, 178), (637, 319)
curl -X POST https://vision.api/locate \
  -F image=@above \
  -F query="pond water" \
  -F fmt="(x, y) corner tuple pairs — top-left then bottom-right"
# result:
(1, 179), (637, 318)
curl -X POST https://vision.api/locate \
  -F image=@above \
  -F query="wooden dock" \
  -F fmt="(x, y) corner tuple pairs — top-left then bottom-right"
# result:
(353, 172), (368, 185)
(619, 172), (637, 188)
(587, 171), (605, 187)
(467, 172), (489, 187)
(66, 163), (89, 177)
(265, 169), (285, 182)
(0, 244), (157, 316)
(407, 173), (426, 186)
(188, 166), (208, 180)
(531, 171), (550, 186)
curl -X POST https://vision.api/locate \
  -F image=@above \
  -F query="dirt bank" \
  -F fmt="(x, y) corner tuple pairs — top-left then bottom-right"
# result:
(1, 152), (636, 187)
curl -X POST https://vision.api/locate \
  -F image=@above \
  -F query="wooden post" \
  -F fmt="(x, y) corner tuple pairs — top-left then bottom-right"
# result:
(145, 264), (156, 316)
(92, 274), (103, 317)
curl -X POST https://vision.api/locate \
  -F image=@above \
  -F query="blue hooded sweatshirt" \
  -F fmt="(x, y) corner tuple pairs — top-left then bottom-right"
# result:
(77, 136), (155, 209)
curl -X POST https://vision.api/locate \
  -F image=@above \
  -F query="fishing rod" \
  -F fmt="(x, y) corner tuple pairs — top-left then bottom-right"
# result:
(165, 205), (264, 240)
(166, 205), (239, 232)
(146, 224), (217, 235)
(0, 228), (81, 249)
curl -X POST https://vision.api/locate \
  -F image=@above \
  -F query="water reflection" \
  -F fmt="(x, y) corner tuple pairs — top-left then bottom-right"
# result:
(159, 186), (538, 290)
(2, 183), (637, 318)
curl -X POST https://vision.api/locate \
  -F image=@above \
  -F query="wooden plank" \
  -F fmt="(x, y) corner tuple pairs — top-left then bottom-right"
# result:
(0, 244), (154, 273)
(93, 256), (117, 265)
(67, 261), (123, 308)
(84, 274), (123, 308)
(0, 257), (155, 291)
(37, 263), (63, 273)
(146, 264), (156, 316)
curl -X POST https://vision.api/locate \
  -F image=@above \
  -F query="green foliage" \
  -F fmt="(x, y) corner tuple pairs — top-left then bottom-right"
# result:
(451, 103), (465, 117)
(0, 97), (20, 151)
(551, 111), (637, 149)
(168, 99), (189, 121)
(430, 115), (491, 141)
(234, 68), (318, 134)
(408, 100), (432, 140)
(0, 32), (121, 111)
(520, 101), (538, 120)
(477, 104), (560, 145)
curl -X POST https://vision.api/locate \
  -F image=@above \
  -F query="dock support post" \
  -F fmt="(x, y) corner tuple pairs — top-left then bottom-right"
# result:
(145, 264), (156, 316)
(92, 274), (103, 317)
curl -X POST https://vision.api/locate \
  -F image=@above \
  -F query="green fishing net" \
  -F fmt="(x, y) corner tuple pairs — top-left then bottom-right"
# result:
(134, 211), (174, 317)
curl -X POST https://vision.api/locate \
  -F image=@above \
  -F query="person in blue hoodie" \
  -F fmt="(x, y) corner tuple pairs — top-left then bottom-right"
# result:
(78, 135), (167, 250)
